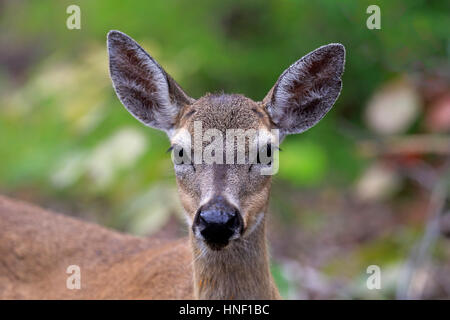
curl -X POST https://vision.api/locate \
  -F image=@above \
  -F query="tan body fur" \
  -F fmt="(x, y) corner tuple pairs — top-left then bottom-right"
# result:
(0, 195), (193, 299)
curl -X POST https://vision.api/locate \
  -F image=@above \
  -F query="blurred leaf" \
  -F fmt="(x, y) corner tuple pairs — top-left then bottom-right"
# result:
(278, 138), (328, 186)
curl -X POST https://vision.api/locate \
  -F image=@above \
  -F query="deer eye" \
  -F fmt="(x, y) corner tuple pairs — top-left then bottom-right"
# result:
(176, 148), (187, 165)
(168, 145), (191, 166)
(174, 148), (187, 165)
(256, 144), (273, 165)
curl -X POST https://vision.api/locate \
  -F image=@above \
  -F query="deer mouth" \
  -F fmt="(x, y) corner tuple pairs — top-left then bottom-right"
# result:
(194, 215), (243, 251)
(199, 222), (236, 250)
(205, 241), (229, 251)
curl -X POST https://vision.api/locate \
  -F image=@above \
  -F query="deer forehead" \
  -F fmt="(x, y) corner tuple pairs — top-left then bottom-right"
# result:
(183, 94), (271, 131)
(171, 93), (274, 148)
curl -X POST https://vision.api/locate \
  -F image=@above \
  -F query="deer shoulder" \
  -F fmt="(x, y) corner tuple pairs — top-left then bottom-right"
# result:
(0, 195), (193, 299)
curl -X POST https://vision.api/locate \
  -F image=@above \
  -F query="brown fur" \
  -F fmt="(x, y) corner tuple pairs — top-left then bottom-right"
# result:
(0, 195), (193, 299)
(172, 93), (279, 299)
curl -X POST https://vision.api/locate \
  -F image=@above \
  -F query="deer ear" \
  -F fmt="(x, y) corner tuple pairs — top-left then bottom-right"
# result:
(107, 30), (194, 135)
(263, 44), (345, 137)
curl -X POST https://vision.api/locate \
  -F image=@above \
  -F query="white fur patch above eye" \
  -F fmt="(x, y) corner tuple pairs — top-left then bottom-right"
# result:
(171, 128), (192, 149)
(257, 128), (279, 147)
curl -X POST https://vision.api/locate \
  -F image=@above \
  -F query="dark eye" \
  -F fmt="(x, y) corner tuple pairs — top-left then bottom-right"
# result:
(267, 144), (272, 158)
(256, 144), (272, 165)
(170, 145), (195, 170)
(170, 145), (187, 165)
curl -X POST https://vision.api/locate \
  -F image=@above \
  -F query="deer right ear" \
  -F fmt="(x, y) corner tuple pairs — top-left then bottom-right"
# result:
(107, 30), (194, 135)
(263, 44), (345, 138)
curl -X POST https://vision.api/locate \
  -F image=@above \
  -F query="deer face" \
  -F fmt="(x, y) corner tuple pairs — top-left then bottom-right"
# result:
(107, 31), (345, 251)
(171, 94), (276, 250)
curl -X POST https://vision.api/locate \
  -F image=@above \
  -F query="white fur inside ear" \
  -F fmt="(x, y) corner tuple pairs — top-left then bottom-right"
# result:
(267, 43), (345, 135)
(107, 31), (189, 132)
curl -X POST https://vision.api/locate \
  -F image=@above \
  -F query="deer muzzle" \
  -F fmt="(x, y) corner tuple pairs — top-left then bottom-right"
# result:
(193, 196), (243, 250)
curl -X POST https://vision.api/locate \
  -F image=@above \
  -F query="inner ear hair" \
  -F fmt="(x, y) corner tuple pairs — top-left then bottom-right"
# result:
(264, 43), (345, 136)
(107, 30), (194, 134)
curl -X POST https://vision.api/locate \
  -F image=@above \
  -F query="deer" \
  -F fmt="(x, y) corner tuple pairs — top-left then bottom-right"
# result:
(0, 30), (345, 300)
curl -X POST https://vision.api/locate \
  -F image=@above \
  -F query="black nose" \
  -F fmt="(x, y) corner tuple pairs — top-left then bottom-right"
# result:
(194, 197), (242, 249)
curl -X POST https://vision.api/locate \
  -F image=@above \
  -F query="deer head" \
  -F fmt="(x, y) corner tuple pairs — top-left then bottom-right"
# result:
(107, 30), (345, 255)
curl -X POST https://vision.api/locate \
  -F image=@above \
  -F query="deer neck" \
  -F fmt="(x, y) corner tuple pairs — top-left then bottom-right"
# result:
(190, 215), (279, 299)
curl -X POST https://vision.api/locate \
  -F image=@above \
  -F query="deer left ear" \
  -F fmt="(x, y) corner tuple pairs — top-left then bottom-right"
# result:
(107, 30), (194, 136)
(263, 44), (345, 137)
